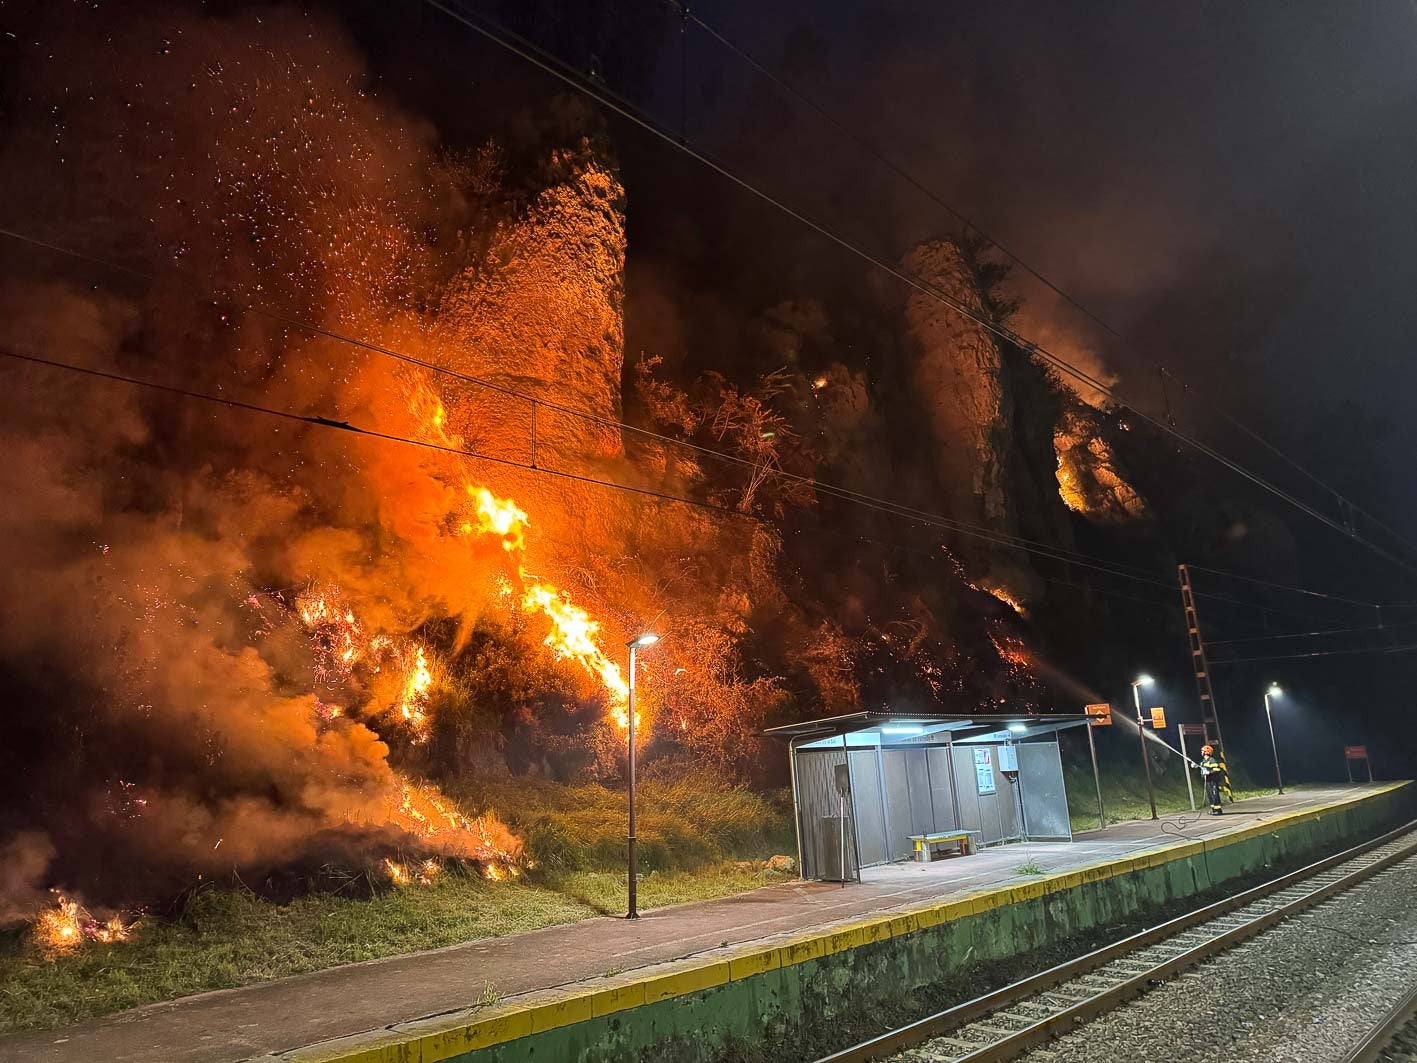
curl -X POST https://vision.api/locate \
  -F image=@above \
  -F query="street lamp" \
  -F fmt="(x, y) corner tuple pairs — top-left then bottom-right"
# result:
(625, 632), (659, 919)
(1132, 675), (1158, 820)
(1264, 683), (1284, 795)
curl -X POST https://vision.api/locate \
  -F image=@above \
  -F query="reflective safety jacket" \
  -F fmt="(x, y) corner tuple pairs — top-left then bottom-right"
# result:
(1200, 754), (1223, 778)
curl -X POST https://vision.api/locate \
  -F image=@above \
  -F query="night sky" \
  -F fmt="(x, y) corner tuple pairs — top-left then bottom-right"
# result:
(387, 0), (1417, 777)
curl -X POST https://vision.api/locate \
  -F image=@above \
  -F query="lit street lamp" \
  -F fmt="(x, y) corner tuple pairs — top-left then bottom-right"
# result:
(1264, 683), (1284, 795)
(625, 632), (659, 919)
(1132, 674), (1158, 820)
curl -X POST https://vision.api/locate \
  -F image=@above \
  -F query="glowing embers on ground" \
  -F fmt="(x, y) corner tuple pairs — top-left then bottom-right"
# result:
(35, 894), (130, 953)
(385, 782), (521, 880)
(382, 857), (442, 888)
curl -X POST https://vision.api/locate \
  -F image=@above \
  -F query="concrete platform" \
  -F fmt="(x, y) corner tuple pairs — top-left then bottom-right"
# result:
(3, 783), (1408, 1063)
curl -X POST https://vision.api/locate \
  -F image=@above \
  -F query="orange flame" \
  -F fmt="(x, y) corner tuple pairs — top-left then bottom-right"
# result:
(36, 895), (131, 951)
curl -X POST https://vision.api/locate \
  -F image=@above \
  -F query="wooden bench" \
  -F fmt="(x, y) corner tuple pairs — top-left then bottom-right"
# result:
(908, 830), (982, 861)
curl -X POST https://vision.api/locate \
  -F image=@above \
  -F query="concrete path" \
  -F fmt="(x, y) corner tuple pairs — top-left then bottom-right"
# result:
(1, 785), (1387, 1063)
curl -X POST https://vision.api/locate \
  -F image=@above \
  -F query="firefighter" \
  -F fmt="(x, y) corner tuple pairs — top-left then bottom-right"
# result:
(1200, 744), (1226, 815)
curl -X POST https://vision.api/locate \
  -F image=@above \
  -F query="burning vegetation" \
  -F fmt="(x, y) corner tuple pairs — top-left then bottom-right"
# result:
(0, 1), (1147, 958)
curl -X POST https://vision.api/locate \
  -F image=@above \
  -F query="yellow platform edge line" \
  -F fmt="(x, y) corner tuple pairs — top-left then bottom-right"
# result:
(285, 782), (1409, 1063)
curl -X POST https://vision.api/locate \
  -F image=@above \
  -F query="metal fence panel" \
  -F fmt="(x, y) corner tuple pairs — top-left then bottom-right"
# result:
(1019, 740), (1072, 840)
(793, 749), (859, 880)
(849, 749), (888, 867)
(880, 749), (915, 862)
(928, 746), (959, 830)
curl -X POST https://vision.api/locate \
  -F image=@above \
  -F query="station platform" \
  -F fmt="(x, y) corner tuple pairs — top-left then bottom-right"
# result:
(4, 783), (1409, 1063)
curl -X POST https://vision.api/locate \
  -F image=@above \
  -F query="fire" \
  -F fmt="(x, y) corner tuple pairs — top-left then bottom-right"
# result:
(396, 643), (433, 740)
(383, 858), (410, 886)
(35, 895), (131, 952)
(520, 583), (634, 728)
(468, 486), (528, 552)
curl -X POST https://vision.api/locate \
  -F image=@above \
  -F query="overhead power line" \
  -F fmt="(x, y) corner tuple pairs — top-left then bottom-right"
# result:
(1206, 619), (1417, 647)
(1183, 564), (1383, 610)
(0, 223), (1199, 592)
(420, 0), (1417, 584)
(686, 6), (1417, 566)
(0, 345), (1342, 635)
(1212, 642), (1417, 665)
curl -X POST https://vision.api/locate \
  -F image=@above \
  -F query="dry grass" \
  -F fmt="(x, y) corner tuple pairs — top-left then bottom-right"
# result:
(0, 775), (794, 1033)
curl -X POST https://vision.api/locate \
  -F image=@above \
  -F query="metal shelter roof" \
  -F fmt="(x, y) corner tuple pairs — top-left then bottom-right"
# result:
(764, 711), (1092, 749)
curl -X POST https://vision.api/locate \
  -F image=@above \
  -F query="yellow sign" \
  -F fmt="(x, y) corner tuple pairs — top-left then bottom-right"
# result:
(1150, 706), (1167, 729)
(1085, 703), (1112, 726)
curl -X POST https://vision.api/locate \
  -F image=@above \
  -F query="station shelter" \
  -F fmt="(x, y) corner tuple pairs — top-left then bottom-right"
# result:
(765, 712), (1097, 882)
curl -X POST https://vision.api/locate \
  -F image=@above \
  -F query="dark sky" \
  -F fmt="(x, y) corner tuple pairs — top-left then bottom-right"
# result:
(618, 0), (1417, 531)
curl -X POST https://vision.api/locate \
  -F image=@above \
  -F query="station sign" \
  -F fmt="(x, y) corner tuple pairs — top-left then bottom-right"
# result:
(1179, 724), (1205, 736)
(1345, 745), (1369, 760)
(1085, 703), (1112, 726)
(1149, 707), (1167, 729)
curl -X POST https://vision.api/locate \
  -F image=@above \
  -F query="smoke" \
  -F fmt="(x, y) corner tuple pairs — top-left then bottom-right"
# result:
(0, 3), (523, 918)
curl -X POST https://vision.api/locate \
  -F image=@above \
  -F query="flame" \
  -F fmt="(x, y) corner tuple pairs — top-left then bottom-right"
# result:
(520, 583), (634, 729)
(383, 858), (410, 886)
(396, 644), (433, 740)
(36, 895), (131, 951)
(468, 486), (528, 553)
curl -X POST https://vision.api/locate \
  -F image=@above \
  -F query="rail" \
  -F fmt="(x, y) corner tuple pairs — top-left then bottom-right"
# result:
(817, 818), (1417, 1063)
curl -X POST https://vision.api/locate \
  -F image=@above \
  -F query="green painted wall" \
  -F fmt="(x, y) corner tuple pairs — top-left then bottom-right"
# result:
(444, 788), (1413, 1063)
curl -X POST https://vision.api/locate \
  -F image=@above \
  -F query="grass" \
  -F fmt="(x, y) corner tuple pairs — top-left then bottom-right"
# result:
(0, 773), (796, 1033)
(1014, 860), (1047, 876)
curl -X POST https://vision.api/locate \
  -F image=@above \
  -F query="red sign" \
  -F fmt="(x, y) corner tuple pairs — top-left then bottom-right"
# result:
(1179, 724), (1205, 736)
(1085, 703), (1112, 726)
(1345, 745), (1369, 759)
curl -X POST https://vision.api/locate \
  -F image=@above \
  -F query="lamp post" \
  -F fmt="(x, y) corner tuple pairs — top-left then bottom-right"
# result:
(1264, 683), (1284, 794)
(625, 632), (659, 919)
(1132, 675), (1158, 820)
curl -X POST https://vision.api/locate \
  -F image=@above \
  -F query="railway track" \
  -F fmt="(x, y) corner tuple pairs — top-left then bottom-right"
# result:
(816, 819), (1417, 1063)
(1339, 981), (1417, 1062)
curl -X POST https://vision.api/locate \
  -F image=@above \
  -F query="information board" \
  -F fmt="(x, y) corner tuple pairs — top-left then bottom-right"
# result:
(1085, 703), (1112, 726)
(974, 747), (996, 795)
(1149, 707), (1167, 729)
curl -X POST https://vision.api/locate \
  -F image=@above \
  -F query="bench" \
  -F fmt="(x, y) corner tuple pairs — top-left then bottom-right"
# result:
(908, 830), (982, 861)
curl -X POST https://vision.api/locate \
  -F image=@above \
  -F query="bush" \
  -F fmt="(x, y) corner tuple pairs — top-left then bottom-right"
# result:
(453, 773), (793, 875)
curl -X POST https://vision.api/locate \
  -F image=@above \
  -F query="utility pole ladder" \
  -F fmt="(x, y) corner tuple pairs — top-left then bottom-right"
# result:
(1178, 563), (1227, 754)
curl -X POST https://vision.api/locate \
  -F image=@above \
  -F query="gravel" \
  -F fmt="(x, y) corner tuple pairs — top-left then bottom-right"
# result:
(1018, 856), (1417, 1063)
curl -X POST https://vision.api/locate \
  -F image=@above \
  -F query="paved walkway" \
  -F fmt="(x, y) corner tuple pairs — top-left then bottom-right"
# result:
(2, 785), (1390, 1063)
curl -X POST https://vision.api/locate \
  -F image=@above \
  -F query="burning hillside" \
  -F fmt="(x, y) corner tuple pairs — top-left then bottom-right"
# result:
(0, 2), (784, 933)
(0, 1), (1147, 943)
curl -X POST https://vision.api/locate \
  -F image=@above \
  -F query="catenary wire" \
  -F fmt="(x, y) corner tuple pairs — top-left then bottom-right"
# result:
(1206, 620), (1417, 647)
(419, 0), (1417, 582)
(1211, 643), (1417, 665)
(0, 223), (1183, 588)
(0, 346), (1337, 632)
(685, 5), (1417, 564)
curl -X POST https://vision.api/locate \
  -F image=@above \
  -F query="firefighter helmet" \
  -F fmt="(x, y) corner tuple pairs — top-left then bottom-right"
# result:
(1201, 744), (1214, 755)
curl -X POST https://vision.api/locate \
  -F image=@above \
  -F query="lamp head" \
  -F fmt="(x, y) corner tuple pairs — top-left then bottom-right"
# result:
(1133, 674), (1154, 687)
(1267, 683), (1282, 697)
(628, 632), (660, 649)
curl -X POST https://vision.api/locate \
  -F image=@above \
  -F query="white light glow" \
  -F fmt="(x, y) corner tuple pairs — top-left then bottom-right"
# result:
(1268, 683), (1283, 696)
(1134, 674), (1155, 686)
(881, 725), (925, 736)
(1009, 724), (1027, 733)
(629, 632), (660, 648)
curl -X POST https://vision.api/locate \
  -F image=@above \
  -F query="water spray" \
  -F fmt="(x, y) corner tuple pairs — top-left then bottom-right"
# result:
(1115, 711), (1200, 769)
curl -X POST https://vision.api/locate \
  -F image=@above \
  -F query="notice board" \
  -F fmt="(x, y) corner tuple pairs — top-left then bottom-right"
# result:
(974, 747), (997, 795)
